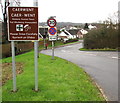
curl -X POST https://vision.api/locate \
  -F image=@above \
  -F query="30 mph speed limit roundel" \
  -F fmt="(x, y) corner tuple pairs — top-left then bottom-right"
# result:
(47, 18), (57, 27)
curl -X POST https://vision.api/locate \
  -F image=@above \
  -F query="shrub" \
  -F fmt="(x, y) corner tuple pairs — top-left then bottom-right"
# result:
(66, 38), (79, 43)
(84, 27), (118, 49)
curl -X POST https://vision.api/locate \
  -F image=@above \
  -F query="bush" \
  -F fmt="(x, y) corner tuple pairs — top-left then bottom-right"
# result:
(65, 38), (79, 43)
(84, 27), (118, 49)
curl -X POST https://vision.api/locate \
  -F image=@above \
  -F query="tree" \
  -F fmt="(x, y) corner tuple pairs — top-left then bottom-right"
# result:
(3, 1), (10, 43)
(84, 23), (89, 30)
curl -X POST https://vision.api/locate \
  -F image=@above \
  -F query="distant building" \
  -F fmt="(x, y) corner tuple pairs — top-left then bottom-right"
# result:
(39, 26), (49, 38)
(76, 30), (83, 38)
(88, 24), (97, 30)
(80, 29), (88, 34)
(59, 29), (75, 40)
(76, 29), (88, 38)
(68, 29), (79, 38)
(69, 26), (78, 30)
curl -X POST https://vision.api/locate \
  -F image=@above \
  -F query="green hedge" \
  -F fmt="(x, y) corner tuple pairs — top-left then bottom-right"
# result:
(84, 27), (118, 49)
(65, 38), (79, 43)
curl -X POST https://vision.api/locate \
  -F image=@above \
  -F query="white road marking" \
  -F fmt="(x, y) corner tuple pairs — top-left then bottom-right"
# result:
(67, 46), (72, 48)
(111, 57), (118, 59)
(61, 50), (66, 52)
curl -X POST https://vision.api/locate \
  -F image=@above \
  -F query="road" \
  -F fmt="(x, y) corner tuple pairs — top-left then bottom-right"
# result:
(41, 42), (118, 101)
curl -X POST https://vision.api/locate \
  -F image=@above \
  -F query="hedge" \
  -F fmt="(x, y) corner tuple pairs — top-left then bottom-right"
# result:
(84, 27), (118, 49)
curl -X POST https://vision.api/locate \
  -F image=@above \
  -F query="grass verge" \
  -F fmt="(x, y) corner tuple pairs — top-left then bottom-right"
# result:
(2, 51), (105, 101)
(79, 48), (117, 51)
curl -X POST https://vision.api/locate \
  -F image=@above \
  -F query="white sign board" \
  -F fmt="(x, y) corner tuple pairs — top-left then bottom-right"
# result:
(48, 27), (57, 41)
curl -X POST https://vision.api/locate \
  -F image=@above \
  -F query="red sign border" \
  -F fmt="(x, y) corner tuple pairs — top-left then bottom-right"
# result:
(48, 27), (57, 36)
(47, 18), (57, 27)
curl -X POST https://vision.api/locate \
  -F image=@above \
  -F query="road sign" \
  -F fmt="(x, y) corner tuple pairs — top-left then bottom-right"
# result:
(48, 27), (57, 35)
(49, 36), (57, 41)
(8, 7), (38, 41)
(47, 18), (56, 27)
(48, 27), (57, 41)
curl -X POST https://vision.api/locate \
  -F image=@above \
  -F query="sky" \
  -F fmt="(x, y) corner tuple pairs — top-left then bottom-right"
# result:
(0, 0), (120, 23)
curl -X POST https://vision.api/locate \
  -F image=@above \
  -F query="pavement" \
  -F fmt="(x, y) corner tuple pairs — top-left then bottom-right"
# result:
(41, 42), (118, 101)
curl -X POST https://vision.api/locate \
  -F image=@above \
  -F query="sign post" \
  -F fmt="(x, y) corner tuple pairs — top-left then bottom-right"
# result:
(11, 41), (17, 92)
(47, 18), (57, 60)
(34, 0), (39, 92)
(8, 6), (39, 91)
(48, 27), (57, 60)
(52, 41), (54, 60)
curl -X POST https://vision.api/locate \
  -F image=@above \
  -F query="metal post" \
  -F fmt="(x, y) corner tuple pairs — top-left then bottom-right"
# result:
(11, 41), (17, 92)
(44, 27), (46, 49)
(44, 38), (46, 49)
(37, 41), (39, 58)
(34, 0), (38, 91)
(52, 41), (54, 60)
(9, 0), (17, 92)
(34, 41), (38, 91)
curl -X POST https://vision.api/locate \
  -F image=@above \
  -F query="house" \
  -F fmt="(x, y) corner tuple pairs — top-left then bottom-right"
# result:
(58, 28), (77, 42)
(69, 26), (78, 30)
(68, 29), (79, 39)
(59, 29), (73, 39)
(80, 29), (88, 35)
(76, 29), (88, 38)
(39, 26), (49, 38)
(88, 24), (97, 30)
(76, 30), (83, 38)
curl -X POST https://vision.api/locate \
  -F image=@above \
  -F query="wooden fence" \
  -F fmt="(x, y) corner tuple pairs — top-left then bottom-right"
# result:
(0, 41), (49, 58)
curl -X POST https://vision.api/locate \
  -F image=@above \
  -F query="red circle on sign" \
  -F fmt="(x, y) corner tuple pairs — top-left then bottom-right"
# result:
(47, 19), (57, 27)
(49, 27), (57, 35)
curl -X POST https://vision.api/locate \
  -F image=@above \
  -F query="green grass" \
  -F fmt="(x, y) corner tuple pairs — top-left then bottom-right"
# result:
(79, 48), (117, 51)
(2, 51), (105, 101)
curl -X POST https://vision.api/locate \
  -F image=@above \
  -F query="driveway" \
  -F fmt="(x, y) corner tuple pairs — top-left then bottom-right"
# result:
(41, 42), (118, 101)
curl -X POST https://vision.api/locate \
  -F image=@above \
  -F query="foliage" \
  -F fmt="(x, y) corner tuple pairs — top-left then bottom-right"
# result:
(84, 27), (118, 49)
(84, 23), (89, 30)
(79, 48), (117, 51)
(65, 38), (79, 43)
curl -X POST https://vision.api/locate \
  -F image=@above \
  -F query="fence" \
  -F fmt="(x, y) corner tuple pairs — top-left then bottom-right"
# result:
(0, 40), (53, 59)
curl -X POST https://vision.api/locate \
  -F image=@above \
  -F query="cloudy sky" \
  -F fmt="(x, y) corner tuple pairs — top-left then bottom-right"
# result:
(0, 0), (120, 23)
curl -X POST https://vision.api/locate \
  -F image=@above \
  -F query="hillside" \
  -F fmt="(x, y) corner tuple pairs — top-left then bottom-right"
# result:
(39, 22), (84, 28)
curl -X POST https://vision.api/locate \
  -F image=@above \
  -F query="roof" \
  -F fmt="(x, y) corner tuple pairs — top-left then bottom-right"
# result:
(64, 31), (70, 36)
(59, 31), (68, 36)
(39, 28), (48, 35)
(68, 29), (79, 35)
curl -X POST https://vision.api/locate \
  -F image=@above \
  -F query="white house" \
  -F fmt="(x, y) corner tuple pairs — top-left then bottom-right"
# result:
(69, 26), (78, 30)
(88, 24), (97, 30)
(80, 29), (88, 35)
(59, 29), (74, 39)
